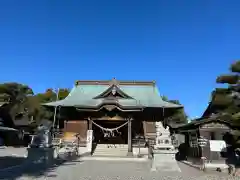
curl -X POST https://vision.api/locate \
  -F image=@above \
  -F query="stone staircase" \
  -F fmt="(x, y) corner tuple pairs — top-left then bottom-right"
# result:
(143, 121), (156, 147)
(92, 144), (128, 157)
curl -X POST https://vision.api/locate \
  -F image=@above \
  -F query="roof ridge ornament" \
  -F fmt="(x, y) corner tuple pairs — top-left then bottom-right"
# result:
(93, 79), (134, 99)
(109, 78), (119, 86)
(112, 86), (117, 95)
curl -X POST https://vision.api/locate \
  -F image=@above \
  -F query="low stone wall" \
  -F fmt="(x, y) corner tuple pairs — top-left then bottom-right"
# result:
(133, 147), (148, 156)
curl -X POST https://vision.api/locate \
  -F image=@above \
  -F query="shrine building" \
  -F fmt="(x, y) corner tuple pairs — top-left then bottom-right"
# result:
(44, 79), (182, 156)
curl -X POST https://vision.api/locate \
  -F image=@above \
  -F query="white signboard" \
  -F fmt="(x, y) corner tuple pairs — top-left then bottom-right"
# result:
(209, 140), (226, 152)
(87, 130), (93, 152)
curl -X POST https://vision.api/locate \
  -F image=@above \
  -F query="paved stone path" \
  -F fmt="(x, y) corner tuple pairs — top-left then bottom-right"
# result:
(0, 148), (239, 180)
(7, 160), (239, 180)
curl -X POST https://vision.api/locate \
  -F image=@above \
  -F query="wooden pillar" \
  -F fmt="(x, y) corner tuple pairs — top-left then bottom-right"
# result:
(127, 118), (133, 156)
(88, 117), (92, 130)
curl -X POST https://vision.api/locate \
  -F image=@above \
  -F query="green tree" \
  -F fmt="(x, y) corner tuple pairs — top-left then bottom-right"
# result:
(161, 96), (188, 124)
(214, 60), (240, 118)
(32, 88), (70, 121)
(0, 83), (33, 126)
(34, 88), (70, 103)
(214, 60), (240, 144)
(0, 84), (71, 126)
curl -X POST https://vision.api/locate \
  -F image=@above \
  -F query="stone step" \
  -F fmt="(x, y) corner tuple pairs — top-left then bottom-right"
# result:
(93, 154), (128, 157)
(94, 148), (127, 150)
(93, 152), (128, 155)
(94, 149), (128, 152)
(93, 150), (127, 152)
(94, 149), (128, 153)
(93, 152), (128, 156)
(94, 150), (127, 152)
(95, 144), (128, 148)
(95, 146), (128, 148)
(84, 156), (148, 161)
(94, 148), (128, 150)
(93, 144), (128, 157)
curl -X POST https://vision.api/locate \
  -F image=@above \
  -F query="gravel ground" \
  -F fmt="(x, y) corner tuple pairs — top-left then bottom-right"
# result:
(9, 160), (240, 180)
(0, 147), (239, 180)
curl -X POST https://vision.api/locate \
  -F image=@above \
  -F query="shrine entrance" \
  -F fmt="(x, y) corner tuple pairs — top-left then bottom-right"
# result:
(92, 120), (128, 144)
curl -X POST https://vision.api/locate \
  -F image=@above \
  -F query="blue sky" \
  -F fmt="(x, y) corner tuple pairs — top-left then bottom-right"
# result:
(0, 0), (239, 118)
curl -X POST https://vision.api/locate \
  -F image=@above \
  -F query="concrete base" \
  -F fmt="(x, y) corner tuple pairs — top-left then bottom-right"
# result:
(205, 163), (229, 169)
(133, 147), (148, 156)
(152, 150), (177, 162)
(151, 149), (181, 172)
(27, 147), (55, 164)
(127, 151), (133, 156)
(154, 145), (175, 150)
(182, 160), (229, 173)
(81, 156), (148, 161)
(78, 147), (92, 156)
(151, 152), (181, 172)
(153, 149), (177, 154)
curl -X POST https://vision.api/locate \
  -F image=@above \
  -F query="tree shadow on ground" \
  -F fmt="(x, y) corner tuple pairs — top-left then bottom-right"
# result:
(0, 154), (83, 179)
(175, 143), (188, 161)
(0, 156), (26, 169)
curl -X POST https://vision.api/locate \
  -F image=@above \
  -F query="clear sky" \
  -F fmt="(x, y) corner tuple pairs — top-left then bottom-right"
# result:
(0, 0), (239, 119)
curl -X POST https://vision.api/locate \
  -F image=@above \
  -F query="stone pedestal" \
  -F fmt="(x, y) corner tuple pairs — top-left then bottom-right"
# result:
(151, 149), (179, 171)
(127, 151), (133, 156)
(153, 149), (177, 160)
(151, 122), (179, 171)
(27, 147), (55, 164)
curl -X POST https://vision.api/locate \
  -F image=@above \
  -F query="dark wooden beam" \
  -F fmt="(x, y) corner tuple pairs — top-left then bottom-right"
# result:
(88, 117), (92, 130)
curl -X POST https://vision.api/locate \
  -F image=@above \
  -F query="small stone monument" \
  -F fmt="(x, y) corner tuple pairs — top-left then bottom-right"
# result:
(151, 121), (178, 172)
(27, 120), (55, 164)
(87, 130), (93, 155)
(154, 121), (174, 150)
(29, 120), (53, 148)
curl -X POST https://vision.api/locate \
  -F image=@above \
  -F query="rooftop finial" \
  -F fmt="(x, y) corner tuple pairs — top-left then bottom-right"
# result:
(75, 81), (79, 86)
(110, 78), (118, 86)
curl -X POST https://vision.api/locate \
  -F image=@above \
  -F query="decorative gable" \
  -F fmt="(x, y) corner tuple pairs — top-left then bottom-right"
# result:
(93, 85), (133, 99)
(201, 122), (230, 129)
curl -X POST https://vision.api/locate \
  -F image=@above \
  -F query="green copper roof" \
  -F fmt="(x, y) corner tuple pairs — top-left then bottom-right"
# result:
(44, 84), (182, 109)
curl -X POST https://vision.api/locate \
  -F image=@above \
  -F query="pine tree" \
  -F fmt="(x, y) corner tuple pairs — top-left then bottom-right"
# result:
(215, 60), (240, 119)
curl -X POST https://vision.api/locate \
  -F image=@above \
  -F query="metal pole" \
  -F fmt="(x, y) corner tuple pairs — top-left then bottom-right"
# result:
(52, 88), (59, 133)
(127, 118), (133, 156)
(138, 138), (141, 157)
